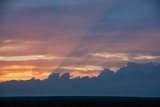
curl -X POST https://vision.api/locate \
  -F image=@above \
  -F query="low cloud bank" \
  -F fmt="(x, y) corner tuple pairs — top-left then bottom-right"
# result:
(0, 62), (160, 97)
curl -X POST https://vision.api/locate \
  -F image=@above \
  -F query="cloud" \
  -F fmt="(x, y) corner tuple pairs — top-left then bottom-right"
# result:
(0, 55), (62, 61)
(60, 65), (103, 71)
(0, 70), (51, 82)
(90, 52), (160, 62)
(0, 65), (37, 70)
(0, 64), (56, 82)
(0, 39), (45, 52)
(52, 65), (103, 78)
(0, 62), (160, 97)
(90, 53), (130, 61)
(133, 54), (160, 60)
(0, 65), (54, 70)
(0, 0), (160, 82)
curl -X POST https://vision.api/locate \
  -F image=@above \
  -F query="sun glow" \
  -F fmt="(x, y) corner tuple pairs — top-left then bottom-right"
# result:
(0, 65), (56, 82)
(0, 71), (51, 82)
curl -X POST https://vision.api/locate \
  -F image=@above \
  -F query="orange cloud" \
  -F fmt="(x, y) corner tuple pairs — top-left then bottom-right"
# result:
(60, 65), (103, 71)
(70, 71), (99, 78)
(0, 55), (62, 61)
(0, 64), (58, 82)
(0, 70), (52, 82)
(0, 65), (55, 71)
(0, 65), (37, 70)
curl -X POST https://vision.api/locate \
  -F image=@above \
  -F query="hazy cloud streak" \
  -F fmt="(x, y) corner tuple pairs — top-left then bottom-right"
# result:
(0, 55), (62, 61)
(60, 65), (103, 71)
(90, 52), (160, 61)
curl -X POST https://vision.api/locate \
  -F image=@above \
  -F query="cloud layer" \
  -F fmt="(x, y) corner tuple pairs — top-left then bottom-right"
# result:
(0, 0), (160, 81)
(0, 62), (160, 97)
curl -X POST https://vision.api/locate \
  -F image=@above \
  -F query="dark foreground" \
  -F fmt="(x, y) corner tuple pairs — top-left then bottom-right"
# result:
(0, 97), (160, 107)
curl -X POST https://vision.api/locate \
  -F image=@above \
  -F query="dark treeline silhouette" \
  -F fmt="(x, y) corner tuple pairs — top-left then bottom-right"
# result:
(0, 62), (160, 97)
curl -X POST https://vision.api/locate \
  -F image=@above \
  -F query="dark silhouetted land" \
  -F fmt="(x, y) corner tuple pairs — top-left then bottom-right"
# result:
(0, 96), (160, 107)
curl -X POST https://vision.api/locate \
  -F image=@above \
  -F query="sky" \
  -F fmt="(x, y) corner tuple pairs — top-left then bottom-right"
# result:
(0, 0), (160, 82)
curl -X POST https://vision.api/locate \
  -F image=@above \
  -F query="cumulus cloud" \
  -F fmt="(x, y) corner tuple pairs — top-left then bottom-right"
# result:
(0, 62), (159, 97)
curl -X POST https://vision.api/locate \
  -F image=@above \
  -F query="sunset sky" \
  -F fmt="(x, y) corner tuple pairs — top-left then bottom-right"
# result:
(0, 0), (160, 82)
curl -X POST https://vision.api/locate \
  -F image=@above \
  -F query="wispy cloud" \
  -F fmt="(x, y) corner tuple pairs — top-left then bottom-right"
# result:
(60, 65), (103, 71)
(133, 54), (160, 60)
(0, 0), (159, 82)
(0, 39), (45, 52)
(0, 65), (37, 70)
(90, 52), (160, 61)
(90, 53), (130, 61)
(0, 65), (54, 70)
(0, 55), (62, 61)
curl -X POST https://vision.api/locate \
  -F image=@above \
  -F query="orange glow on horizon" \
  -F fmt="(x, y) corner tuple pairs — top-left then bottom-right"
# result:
(0, 65), (57, 82)
(0, 71), (52, 83)
(0, 65), (101, 82)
